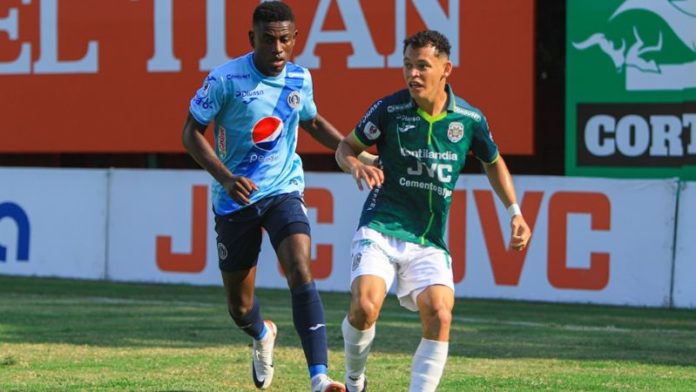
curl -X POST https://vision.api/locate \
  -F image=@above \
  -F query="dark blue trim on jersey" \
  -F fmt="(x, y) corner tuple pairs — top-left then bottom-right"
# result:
(273, 62), (305, 121)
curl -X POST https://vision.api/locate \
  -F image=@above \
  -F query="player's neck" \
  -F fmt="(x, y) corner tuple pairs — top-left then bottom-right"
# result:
(252, 53), (283, 77)
(415, 88), (448, 117)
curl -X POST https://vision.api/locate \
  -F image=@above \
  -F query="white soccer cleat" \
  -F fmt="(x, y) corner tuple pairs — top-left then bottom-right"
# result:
(311, 374), (346, 392)
(346, 374), (367, 392)
(251, 320), (277, 389)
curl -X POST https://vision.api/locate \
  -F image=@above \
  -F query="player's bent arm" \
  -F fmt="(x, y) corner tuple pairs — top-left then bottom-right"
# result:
(336, 131), (384, 190)
(300, 114), (344, 150)
(483, 156), (531, 250)
(181, 112), (235, 186)
(482, 156), (519, 212)
(301, 115), (379, 166)
(335, 130), (367, 173)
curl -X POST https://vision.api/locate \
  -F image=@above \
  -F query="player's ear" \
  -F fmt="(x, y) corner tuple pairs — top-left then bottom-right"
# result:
(443, 60), (453, 79)
(248, 30), (255, 49)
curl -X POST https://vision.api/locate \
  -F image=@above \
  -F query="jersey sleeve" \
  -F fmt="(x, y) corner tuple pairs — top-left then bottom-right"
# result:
(470, 115), (500, 164)
(189, 72), (226, 125)
(353, 98), (386, 147)
(299, 70), (318, 121)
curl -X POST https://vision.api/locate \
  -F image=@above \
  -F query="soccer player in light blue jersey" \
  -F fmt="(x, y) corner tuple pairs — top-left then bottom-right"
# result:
(181, 2), (370, 391)
(336, 31), (531, 392)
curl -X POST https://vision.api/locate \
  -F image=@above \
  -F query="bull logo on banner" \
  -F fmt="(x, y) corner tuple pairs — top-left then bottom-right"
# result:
(573, 0), (696, 91)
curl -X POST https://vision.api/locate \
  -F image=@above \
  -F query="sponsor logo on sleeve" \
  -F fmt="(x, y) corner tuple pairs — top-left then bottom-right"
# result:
(193, 97), (213, 109)
(195, 76), (216, 106)
(357, 100), (383, 127)
(364, 121), (381, 140)
(351, 253), (362, 271)
(454, 106), (482, 121)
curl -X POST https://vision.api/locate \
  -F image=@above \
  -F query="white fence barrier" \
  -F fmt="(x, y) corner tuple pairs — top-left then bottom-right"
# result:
(0, 168), (108, 279)
(674, 181), (696, 308)
(0, 168), (693, 308)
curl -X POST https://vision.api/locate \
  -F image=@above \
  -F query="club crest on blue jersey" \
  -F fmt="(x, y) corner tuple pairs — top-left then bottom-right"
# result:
(252, 116), (284, 151)
(287, 91), (301, 109)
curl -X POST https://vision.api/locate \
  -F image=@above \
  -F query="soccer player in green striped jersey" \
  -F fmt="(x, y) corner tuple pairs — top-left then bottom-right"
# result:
(335, 30), (531, 392)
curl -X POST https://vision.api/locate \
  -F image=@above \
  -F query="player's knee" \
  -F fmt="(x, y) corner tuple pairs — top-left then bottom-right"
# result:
(350, 297), (380, 326)
(228, 302), (253, 319)
(425, 306), (452, 332)
(435, 307), (452, 329)
(282, 258), (313, 288)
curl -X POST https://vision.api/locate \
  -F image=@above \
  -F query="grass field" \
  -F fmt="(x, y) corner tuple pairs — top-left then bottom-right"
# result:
(1, 275), (695, 391)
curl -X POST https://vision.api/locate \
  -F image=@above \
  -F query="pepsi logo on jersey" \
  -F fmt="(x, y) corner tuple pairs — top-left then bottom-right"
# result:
(252, 116), (284, 151)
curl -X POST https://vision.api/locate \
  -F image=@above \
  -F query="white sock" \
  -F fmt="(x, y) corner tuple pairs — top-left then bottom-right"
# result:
(409, 338), (449, 392)
(342, 316), (375, 386)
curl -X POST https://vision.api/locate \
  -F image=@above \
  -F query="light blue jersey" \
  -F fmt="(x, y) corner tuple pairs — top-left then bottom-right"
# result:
(189, 52), (317, 215)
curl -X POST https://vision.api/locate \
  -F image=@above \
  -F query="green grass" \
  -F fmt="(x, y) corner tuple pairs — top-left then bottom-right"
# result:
(1, 275), (695, 391)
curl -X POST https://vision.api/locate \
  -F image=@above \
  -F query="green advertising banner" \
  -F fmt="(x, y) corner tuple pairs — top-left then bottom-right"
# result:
(567, 0), (696, 179)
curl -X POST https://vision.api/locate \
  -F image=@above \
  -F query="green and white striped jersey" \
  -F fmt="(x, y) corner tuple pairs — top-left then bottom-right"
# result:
(353, 84), (499, 252)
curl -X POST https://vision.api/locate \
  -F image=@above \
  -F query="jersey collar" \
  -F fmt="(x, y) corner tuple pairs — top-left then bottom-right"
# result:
(445, 84), (456, 113)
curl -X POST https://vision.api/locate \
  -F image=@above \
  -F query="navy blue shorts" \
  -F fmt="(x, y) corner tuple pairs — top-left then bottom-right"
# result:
(214, 191), (311, 272)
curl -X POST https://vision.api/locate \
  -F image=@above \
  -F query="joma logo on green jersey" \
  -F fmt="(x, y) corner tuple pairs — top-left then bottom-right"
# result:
(573, 0), (696, 91)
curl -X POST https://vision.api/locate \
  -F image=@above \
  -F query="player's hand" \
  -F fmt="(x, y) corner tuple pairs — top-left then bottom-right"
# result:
(222, 175), (258, 205)
(350, 162), (384, 191)
(510, 214), (531, 251)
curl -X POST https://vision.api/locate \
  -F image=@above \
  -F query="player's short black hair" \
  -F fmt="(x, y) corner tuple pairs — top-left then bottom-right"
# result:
(403, 30), (451, 57)
(253, 1), (295, 26)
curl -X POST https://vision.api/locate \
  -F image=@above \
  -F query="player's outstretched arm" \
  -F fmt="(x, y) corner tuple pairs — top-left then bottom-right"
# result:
(482, 156), (531, 251)
(181, 112), (258, 204)
(300, 113), (344, 150)
(301, 114), (379, 165)
(335, 131), (384, 191)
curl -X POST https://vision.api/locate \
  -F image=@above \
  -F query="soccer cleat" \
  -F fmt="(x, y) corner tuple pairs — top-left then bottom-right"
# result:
(311, 374), (346, 392)
(251, 320), (277, 389)
(346, 375), (367, 392)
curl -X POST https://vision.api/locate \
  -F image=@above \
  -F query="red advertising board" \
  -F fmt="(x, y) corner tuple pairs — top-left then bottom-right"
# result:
(0, 0), (533, 154)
